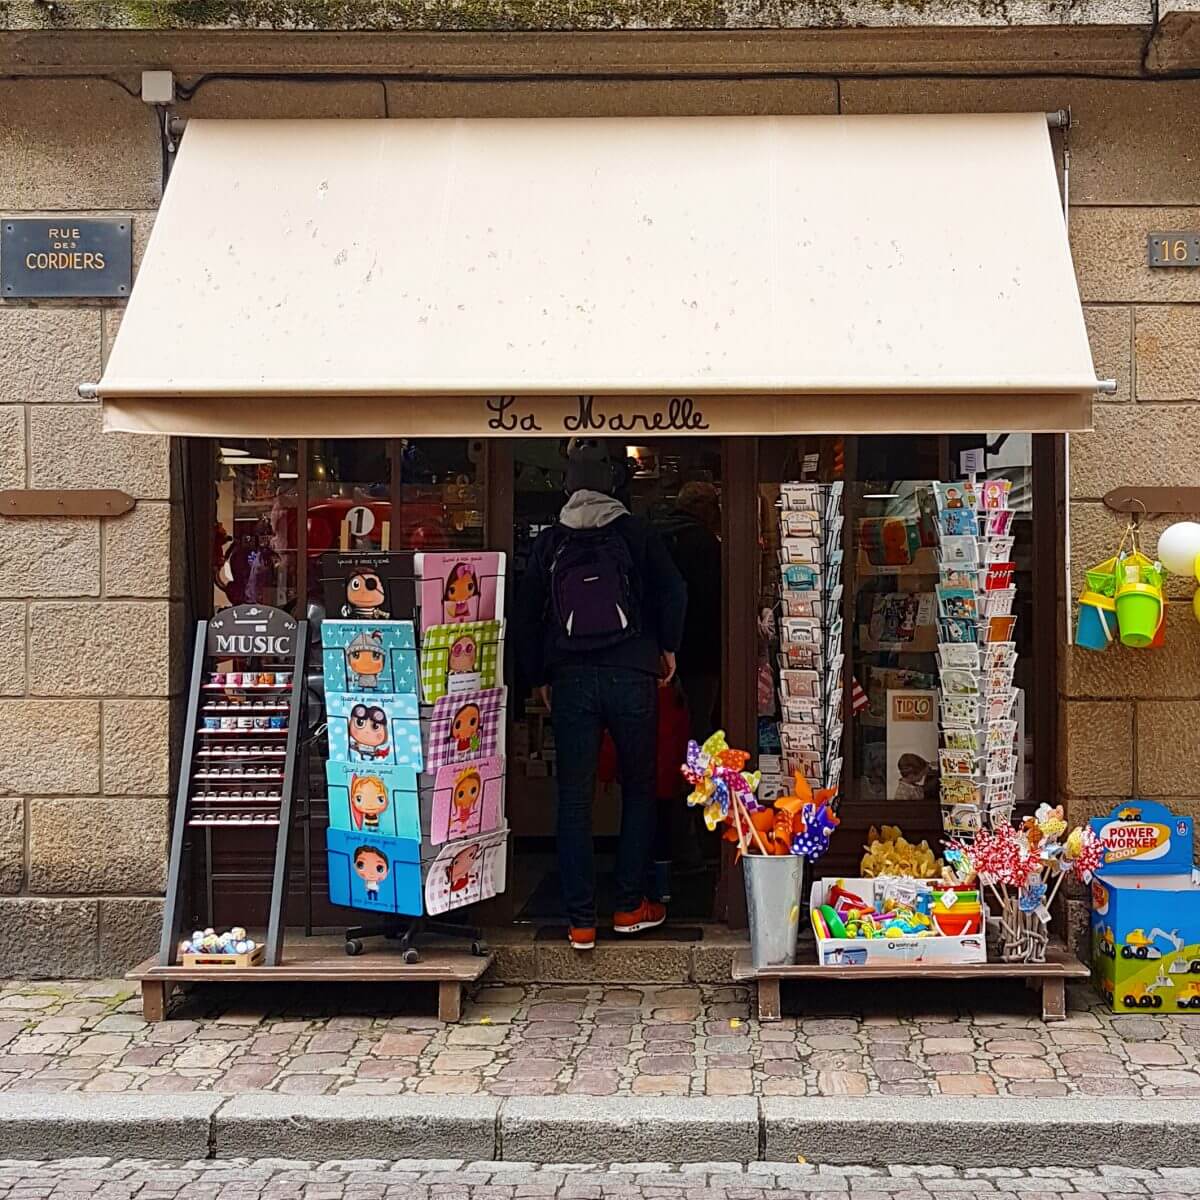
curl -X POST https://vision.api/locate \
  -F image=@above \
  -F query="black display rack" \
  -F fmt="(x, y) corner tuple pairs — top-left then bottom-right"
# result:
(160, 604), (308, 966)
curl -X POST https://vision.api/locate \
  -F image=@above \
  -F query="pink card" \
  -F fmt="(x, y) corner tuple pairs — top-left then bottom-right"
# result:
(415, 552), (506, 633)
(428, 755), (506, 846)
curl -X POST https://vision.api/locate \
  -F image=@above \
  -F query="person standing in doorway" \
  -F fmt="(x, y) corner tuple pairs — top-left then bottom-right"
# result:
(514, 439), (687, 951)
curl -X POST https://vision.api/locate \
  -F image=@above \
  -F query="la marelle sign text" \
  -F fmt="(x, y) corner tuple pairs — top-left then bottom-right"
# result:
(485, 394), (710, 434)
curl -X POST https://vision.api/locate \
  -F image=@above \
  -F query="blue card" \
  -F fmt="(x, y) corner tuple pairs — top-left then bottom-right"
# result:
(326, 692), (423, 769)
(320, 620), (418, 696)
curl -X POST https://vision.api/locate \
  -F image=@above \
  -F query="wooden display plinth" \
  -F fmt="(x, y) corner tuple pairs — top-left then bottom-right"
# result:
(128, 942), (491, 1023)
(732, 942), (1090, 1022)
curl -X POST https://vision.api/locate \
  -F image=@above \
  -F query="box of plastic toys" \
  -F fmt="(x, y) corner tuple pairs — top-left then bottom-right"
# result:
(810, 876), (986, 966)
(1090, 800), (1200, 1013)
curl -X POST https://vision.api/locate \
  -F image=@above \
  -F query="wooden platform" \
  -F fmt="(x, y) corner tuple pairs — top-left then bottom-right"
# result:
(732, 943), (1090, 1022)
(128, 942), (491, 1023)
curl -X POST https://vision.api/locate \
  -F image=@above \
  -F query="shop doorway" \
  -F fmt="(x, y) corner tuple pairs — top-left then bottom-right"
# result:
(505, 438), (725, 925)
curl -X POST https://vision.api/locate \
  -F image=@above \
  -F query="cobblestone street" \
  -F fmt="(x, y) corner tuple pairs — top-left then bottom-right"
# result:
(2, 1160), (1199, 1200)
(0, 978), (1197, 1100)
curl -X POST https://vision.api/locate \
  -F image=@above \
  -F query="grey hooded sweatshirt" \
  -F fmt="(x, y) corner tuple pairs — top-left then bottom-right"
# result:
(513, 490), (688, 685)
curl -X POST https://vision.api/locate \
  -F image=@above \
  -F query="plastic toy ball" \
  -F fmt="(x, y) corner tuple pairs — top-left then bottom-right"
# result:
(1193, 588), (1200, 625)
(1156, 521), (1200, 576)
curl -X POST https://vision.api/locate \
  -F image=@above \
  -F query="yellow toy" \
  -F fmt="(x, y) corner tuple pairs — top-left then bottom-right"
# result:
(860, 824), (941, 879)
(1176, 981), (1200, 1010)
(1121, 981), (1165, 1009)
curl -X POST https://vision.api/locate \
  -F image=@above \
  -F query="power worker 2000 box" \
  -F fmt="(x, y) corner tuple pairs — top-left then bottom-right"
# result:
(1090, 800), (1200, 1013)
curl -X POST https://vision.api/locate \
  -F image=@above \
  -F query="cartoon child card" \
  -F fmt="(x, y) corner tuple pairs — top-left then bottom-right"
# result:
(427, 756), (505, 845)
(326, 692), (423, 769)
(414, 552), (507, 634)
(319, 551), (416, 622)
(980, 478), (1012, 512)
(420, 686), (507, 773)
(422, 827), (508, 916)
(932, 480), (978, 515)
(325, 760), (420, 840)
(419, 620), (504, 704)
(321, 620), (419, 695)
(325, 826), (422, 915)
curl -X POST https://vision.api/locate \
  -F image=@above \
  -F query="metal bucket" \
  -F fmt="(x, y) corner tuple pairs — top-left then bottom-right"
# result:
(743, 854), (806, 969)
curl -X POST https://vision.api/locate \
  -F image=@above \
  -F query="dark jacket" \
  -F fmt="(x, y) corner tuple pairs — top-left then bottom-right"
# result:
(655, 511), (722, 675)
(514, 500), (687, 685)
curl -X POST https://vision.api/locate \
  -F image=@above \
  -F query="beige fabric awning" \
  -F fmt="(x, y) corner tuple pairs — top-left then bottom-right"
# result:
(99, 113), (1099, 437)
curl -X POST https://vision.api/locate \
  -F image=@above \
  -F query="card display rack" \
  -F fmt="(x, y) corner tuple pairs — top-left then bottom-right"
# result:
(160, 604), (308, 967)
(758, 482), (845, 806)
(930, 479), (1021, 839)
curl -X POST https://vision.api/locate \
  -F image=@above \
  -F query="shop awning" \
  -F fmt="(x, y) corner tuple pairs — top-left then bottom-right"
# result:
(98, 113), (1100, 437)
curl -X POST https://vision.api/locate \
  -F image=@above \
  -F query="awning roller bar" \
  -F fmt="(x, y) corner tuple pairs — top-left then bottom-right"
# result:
(163, 110), (1073, 140)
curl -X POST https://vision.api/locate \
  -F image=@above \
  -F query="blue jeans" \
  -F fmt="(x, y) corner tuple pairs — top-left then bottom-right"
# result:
(550, 666), (658, 926)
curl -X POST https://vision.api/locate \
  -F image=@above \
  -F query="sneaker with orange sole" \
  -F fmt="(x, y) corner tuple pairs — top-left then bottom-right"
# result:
(613, 898), (666, 935)
(568, 926), (596, 951)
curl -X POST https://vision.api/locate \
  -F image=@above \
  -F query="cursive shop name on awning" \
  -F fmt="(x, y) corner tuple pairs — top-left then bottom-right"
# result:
(485, 395), (710, 434)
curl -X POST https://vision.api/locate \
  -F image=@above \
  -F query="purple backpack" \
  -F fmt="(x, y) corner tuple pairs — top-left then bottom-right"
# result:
(549, 525), (641, 650)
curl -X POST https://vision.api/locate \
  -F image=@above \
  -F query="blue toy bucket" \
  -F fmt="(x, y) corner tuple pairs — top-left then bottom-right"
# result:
(1076, 590), (1117, 652)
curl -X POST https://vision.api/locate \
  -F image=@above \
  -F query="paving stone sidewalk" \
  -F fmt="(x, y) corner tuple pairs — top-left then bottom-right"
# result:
(2, 1160), (1200, 1200)
(0, 977), (1197, 1099)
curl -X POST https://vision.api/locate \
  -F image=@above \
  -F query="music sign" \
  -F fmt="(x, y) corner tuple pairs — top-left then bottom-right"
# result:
(2, 217), (132, 297)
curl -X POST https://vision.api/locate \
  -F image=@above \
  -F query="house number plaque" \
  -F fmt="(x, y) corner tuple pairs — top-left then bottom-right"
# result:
(1147, 232), (1200, 268)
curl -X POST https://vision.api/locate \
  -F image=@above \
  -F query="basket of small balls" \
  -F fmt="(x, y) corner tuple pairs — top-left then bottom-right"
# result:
(179, 926), (263, 967)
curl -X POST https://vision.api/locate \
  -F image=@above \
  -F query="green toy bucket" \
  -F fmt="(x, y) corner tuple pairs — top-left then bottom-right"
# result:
(1115, 580), (1163, 648)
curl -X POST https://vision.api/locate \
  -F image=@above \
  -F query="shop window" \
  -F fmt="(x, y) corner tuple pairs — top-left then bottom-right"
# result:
(304, 439), (485, 606)
(212, 439), (300, 614)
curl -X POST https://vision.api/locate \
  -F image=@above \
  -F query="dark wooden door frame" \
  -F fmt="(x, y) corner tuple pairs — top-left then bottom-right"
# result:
(718, 436), (758, 928)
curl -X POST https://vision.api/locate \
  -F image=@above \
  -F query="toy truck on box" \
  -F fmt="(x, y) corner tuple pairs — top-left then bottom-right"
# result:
(1090, 800), (1200, 1013)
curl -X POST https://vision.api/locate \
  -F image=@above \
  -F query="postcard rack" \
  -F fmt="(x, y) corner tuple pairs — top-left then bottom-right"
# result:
(758, 481), (845, 805)
(160, 604), (308, 967)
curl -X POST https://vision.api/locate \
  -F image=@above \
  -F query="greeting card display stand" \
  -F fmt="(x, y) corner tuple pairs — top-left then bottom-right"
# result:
(931, 478), (1021, 839)
(129, 599), (493, 1024)
(320, 550), (510, 965)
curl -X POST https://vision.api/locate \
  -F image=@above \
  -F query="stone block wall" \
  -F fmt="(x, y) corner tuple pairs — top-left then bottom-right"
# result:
(0, 77), (176, 977)
(0, 41), (1198, 975)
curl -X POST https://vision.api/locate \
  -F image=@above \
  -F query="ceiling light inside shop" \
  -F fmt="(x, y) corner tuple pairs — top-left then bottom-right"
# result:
(862, 493), (900, 500)
(219, 445), (250, 456)
(278, 471), (298, 480)
(222, 456), (273, 467)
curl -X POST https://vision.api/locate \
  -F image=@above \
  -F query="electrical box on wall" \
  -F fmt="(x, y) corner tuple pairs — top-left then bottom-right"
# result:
(141, 70), (175, 103)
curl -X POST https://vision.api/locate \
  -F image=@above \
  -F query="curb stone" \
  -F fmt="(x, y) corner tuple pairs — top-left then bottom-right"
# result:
(762, 1098), (1200, 1167)
(499, 1096), (759, 1164)
(2, 1094), (1200, 1165)
(0, 1094), (220, 1160)
(214, 1094), (499, 1161)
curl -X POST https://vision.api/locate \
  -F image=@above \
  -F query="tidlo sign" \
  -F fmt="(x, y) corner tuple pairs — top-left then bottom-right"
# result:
(207, 605), (297, 659)
(2, 217), (132, 298)
(485, 394), (710, 434)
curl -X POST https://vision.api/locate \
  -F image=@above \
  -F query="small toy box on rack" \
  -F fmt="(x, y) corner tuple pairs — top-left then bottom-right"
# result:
(1089, 800), (1200, 1013)
(180, 945), (265, 969)
(810, 877), (986, 966)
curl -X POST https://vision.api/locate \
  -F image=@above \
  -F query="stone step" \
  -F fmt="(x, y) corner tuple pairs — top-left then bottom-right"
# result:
(480, 922), (746, 985)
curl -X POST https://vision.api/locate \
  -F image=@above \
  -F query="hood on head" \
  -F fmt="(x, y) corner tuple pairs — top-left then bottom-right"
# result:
(559, 489), (629, 530)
